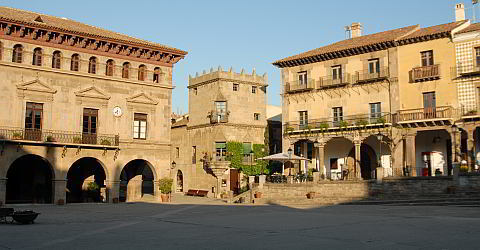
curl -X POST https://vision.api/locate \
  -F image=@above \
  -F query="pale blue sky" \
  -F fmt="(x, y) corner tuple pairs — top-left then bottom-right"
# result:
(2, 0), (475, 114)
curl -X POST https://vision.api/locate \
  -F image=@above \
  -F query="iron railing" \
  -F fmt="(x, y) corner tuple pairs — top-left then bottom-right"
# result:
(0, 127), (119, 146)
(451, 64), (480, 78)
(210, 111), (228, 123)
(285, 79), (315, 93)
(353, 67), (389, 83)
(318, 73), (351, 89)
(409, 64), (440, 82)
(284, 112), (391, 132)
(393, 106), (452, 123)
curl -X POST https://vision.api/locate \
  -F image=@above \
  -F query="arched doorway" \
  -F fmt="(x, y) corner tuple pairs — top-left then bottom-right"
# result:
(6, 154), (54, 204)
(119, 159), (155, 202)
(176, 170), (183, 193)
(325, 137), (354, 180)
(66, 157), (106, 203)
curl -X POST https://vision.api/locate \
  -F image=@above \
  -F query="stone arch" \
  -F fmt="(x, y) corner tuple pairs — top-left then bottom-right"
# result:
(6, 154), (55, 204)
(176, 170), (184, 193)
(324, 137), (354, 179)
(348, 144), (378, 180)
(66, 157), (107, 203)
(119, 159), (156, 202)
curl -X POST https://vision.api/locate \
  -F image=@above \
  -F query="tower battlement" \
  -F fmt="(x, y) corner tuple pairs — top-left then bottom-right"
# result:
(188, 66), (268, 86)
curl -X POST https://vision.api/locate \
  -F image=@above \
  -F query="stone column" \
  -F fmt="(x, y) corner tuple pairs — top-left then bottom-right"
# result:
(314, 142), (325, 178)
(354, 141), (361, 179)
(52, 179), (67, 205)
(405, 133), (417, 176)
(0, 178), (6, 206)
(450, 131), (461, 167)
(153, 180), (162, 202)
(466, 128), (475, 171)
(106, 180), (120, 203)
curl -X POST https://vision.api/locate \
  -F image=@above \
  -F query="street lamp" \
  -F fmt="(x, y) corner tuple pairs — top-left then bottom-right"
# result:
(287, 147), (293, 176)
(171, 161), (176, 169)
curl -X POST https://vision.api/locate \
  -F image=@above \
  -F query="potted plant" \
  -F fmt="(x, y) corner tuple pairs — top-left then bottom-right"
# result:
(12, 132), (22, 140)
(100, 139), (111, 146)
(86, 182), (100, 202)
(306, 191), (316, 199)
(355, 119), (368, 127)
(375, 117), (386, 124)
(46, 135), (56, 142)
(466, 110), (478, 116)
(158, 177), (173, 202)
(254, 191), (263, 199)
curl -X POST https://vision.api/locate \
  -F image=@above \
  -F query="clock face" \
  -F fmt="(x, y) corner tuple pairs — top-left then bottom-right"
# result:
(113, 106), (122, 117)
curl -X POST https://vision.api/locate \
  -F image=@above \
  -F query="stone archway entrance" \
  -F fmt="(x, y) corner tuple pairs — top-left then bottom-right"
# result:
(6, 154), (54, 204)
(119, 159), (155, 202)
(348, 144), (378, 180)
(176, 170), (183, 193)
(66, 157), (107, 203)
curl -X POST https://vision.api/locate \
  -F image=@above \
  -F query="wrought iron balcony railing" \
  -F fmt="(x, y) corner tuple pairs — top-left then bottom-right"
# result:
(409, 64), (440, 82)
(392, 106), (452, 123)
(285, 79), (315, 93)
(209, 111), (229, 124)
(284, 112), (391, 133)
(0, 127), (119, 146)
(451, 64), (480, 78)
(318, 73), (351, 89)
(353, 67), (389, 83)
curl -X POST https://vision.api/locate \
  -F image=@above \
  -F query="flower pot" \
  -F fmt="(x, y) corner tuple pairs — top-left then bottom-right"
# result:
(306, 192), (316, 199)
(161, 194), (170, 202)
(254, 192), (262, 199)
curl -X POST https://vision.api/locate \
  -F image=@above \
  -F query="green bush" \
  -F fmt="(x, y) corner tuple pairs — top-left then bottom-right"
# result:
(158, 177), (173, 194)
(356, 119), (368, 127)
(87, 182), (99, 191)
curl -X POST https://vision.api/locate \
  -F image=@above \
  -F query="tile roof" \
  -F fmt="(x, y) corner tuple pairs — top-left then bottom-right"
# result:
(456, 22), (480, 34)
(0, 6), (187, 55)
(273, 21), (467, 67)
(172, 118), (189, 128)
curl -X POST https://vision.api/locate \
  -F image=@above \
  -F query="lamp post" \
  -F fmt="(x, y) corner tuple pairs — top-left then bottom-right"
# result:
(287, 147), (293, 176)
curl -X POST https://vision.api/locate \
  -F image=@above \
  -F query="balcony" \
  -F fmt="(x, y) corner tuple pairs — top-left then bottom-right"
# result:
(451, 64), (480, 78)
(284, 112), (391, 134)
(285, 79), (315, 93)
(353, 67), (389, 84)
(393, 106), (453, 127)
(409, 64), (440, 82)
(318, 73), (351, 89)
(0, 127), (119, 147)
(209, 111), (228, 124)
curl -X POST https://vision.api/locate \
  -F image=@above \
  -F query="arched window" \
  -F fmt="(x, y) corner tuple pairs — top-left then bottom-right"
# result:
(12, 44), (23, 63)
(153, 67), (161, 83)
(138, 65), (146, 81)
(32, 48), (43, 66)
(122, 62), (130, 79)
(71, 54), (80, 71)
(106, 59), (115, 76)
(52, 51), (61, 69)
(88, 57), (97, 74)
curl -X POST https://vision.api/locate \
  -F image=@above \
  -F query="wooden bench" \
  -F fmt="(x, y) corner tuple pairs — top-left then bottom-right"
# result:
(185, 189), (209, 197)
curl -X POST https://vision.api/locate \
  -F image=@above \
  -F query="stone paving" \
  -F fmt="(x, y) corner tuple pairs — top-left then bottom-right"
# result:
(1, 195), (480, 249)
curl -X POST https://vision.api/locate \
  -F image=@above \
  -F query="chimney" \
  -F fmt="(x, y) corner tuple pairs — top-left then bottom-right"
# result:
(455, 3), (465, 22)
(350, 22), (362, 38)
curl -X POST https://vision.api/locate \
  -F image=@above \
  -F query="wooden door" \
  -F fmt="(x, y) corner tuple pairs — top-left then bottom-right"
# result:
(423, 92), (436, 119)
(82, 108), (98, 144)
(24, 102), (43, 141)
(230, 169), (239, 194)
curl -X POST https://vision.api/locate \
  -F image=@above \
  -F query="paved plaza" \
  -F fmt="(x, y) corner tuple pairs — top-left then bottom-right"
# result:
(1, 197), (479, 250)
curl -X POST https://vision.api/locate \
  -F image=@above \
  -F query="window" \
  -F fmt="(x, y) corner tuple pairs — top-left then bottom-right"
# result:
(52, 51), (61, 69)
(88, 57), (97, 74)
(252, 86), (257, 93)
(138, 65), (146, 81)
(298, 71), (307, 85)
(299, 111), (308, 129)
(153, 67), (161, 83)
(370, 102), (381, 119)
(32, 48), (42, 66)
(332, 65), (342, 80)
(133, 113), (147, 139)
(175, 147), (180, 158)
(106, 59), (114, 76)
(254, 113), (260, 120)
(82, 108), (98, 144)
(12, 44), (23, 63)
(71, 54), (80, 71)
(423, 92), (436, 118)
(476, 47), (480, 66)
(216, 142), (227, 160)
(25, 102), (43, 141)
(330, 158), (338, 170)
(122, 62), (130, 78)
(421, 50), (434, 67)
(192, 146), (197, 164)
(215, 101), (226, 114)
(333, 107), (343, 125)
(233, 83), (239, 91)
(368, 59), (380, 74)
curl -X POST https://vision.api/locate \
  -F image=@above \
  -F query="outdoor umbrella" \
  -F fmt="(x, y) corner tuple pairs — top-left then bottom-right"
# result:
(258, 152), (308, 175)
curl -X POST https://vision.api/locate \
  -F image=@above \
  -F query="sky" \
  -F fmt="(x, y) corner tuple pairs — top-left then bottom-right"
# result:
(2, 0), (476, 114)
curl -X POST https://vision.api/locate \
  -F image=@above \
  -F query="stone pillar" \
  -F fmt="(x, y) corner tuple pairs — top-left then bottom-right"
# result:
(52, 179), (67, 205)
(106, 180), (120, 203)
(314, 142), (325, 179)
(450, 131), (461, 174)
(354, 141), (361, 179)
(153, 180), (162, 201)
(0, 178), (6, 206)
(302, 141), (308, 173)
(467, 134), (475, 171)
(405, 133), (417, 176)
(258, 175), (266, 189)
(127, 175), (142, 202)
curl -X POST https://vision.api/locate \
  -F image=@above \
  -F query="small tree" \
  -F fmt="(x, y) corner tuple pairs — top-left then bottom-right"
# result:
(158, 177), (173, 194)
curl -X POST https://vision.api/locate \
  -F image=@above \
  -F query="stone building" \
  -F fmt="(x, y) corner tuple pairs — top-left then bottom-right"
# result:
(171, 67), (267, 197)
(273, 4), (475, 180)
(0, 7), (186, 205)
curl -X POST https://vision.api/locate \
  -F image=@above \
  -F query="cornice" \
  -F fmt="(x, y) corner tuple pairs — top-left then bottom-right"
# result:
(0, 21), (186, 67)
(187, 122), (266, 130)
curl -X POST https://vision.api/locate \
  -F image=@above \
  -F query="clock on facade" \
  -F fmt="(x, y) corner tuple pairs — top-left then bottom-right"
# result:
(113, 106), (123, 117)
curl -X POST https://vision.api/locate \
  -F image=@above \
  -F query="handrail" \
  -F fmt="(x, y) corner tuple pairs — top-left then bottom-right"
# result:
(409, 64), (440, 82)
(285, 79), (315, 93)
(318, 73), (351, 88)
(353, 67), (389, 83)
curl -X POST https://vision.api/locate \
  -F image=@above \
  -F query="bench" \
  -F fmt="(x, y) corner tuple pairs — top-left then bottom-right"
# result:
(0, 208), (14, 223)
(185, 189), (209, 197)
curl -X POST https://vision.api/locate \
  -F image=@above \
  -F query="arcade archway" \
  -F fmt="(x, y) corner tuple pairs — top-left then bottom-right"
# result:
(119, 159), (155, 202)
(66, 157), (107, 203)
